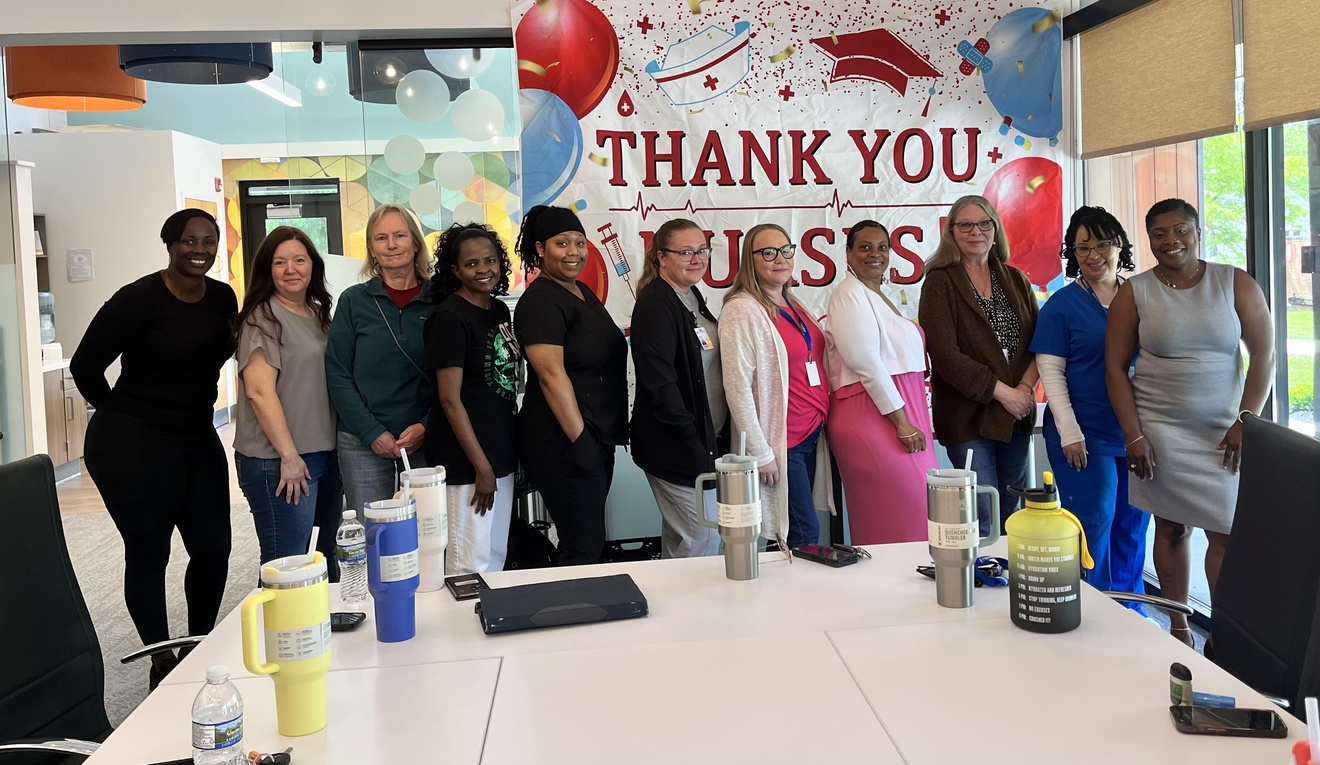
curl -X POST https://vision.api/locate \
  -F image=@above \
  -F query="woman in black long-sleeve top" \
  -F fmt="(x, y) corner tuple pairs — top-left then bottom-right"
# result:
(70, 209), (237, 689)
(630, 218), (727, 558)
(514, 206), (628, 566)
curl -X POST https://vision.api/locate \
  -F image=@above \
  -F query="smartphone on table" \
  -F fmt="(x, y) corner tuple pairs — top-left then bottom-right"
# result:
(791, 544), (861, 568)
(1168, 705), (1288, 738)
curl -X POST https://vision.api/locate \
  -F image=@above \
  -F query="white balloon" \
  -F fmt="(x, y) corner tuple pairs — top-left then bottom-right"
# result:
(433, 151), (475, 190)
(453, 201), (486, 224)
(425, 48), (495, 80)
(450, 89), (505, 142)
(383, 134), (426, 175)
(395, 69), (451, 124)
(409, 183), (442, 216)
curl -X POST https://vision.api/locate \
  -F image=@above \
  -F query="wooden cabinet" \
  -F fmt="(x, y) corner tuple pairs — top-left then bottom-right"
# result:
(43, 366), (86, 472)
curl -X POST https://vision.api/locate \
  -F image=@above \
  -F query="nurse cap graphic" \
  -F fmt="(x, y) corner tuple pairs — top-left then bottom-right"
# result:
(647, 21), (752, 106)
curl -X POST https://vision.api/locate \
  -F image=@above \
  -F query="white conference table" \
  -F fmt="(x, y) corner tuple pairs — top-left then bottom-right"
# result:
(87, 542), (1305, 765)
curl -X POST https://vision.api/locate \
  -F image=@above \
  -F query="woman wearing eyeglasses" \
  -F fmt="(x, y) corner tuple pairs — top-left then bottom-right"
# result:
(919, 195), (1039, 534)
(1029, 207), (1149, 604)
(825, 220), (936, 544)
(630, 219), (728, 558)
(720, 223), (833, 549)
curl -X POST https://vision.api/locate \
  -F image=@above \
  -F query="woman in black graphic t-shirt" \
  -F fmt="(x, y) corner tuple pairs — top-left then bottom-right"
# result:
(424, 223), (521, 574)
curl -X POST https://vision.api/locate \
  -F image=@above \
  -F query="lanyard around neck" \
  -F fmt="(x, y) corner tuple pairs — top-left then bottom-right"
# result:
(776, 302), (812, 353)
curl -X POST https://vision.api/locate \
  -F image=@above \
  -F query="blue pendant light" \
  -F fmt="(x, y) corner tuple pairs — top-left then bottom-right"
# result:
(118, 44), (274, 84)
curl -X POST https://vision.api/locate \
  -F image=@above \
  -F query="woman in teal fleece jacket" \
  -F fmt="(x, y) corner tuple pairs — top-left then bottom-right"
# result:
(326, 204), (436, 517)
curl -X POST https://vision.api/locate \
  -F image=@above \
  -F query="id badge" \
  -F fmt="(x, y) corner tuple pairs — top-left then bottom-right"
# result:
(805, 360), (822, 387)
(694, 326), (715, 350)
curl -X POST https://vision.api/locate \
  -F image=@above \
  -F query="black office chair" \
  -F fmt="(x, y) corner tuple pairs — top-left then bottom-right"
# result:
(0, 454), (197, 763)
(1211, 414), (1320, 714)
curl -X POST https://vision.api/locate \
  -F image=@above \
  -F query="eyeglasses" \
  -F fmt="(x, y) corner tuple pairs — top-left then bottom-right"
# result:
(659, 247), (712, 260)
(953, 219), (995, 234)
(1073, 240), (1117, 257)
(179, 237), (219, 249)
(753, 244), (797, 261)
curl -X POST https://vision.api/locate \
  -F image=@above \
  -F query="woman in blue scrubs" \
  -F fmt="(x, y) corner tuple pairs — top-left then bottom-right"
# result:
(1030, 206), (1149, 603)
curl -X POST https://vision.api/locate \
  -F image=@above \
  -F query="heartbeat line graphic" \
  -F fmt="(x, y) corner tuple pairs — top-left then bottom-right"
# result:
(608, 189), (950, 221)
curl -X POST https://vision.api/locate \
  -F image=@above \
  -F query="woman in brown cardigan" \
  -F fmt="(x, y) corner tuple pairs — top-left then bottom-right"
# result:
(918, 195), (1039, 533)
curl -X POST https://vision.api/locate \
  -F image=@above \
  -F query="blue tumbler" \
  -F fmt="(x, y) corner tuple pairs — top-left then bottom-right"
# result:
(364, 498), (420, 643)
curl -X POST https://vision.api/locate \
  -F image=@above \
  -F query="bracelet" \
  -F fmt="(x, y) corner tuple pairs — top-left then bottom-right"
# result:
(1125, 435), (1146, 448)
(896, 430), (919, 439)
(1237, 409), (1253, 424)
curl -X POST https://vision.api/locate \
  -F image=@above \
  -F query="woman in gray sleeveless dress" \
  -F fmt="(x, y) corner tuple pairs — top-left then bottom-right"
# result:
(1105, 198), (1274, 647)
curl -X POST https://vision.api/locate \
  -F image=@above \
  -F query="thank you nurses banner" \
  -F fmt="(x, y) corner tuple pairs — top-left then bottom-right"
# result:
(510, 0), (1069, 323)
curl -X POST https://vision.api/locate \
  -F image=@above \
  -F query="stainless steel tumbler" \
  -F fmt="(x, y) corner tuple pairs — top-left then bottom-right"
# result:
(695, 454), (762, 581)
(926, 468), (1000, 608)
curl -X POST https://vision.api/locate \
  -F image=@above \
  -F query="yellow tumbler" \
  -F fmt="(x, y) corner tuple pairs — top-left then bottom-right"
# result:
(240, 552), (332, 736)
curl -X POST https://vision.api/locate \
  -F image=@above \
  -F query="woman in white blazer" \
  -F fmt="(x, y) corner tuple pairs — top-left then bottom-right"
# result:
(825, 220), (936, 544)
(719, 223), (834, 548)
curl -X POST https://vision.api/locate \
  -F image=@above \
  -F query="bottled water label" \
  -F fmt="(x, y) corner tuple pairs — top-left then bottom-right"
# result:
(192, 714), (243, 751)
(379, 549), (420, 582)
(717, 501), (760, 528)
(265, 619), (331, 662)
(337, 541), (366, 564)
(928, 520), (979, 549)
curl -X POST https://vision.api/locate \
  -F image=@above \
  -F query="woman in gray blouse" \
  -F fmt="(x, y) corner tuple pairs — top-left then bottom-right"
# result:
(233, 226), (340, 574)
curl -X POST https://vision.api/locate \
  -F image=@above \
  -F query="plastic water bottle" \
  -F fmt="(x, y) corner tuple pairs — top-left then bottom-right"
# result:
(191, 665), (243, 765)
(336, 509), (368, 607)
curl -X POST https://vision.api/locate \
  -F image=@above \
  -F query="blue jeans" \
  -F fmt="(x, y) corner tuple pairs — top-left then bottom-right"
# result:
(943, 433), (1031, 535)
(336, 431), (426, 520)
(785, 425), (823, 548)
(236, 450), (342, 579)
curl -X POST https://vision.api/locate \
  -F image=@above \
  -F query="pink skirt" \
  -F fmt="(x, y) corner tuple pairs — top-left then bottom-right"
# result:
(827, 373), (937, 545)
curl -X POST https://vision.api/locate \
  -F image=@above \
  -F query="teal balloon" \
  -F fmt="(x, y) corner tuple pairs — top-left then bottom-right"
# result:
(518, 88), (583, 208)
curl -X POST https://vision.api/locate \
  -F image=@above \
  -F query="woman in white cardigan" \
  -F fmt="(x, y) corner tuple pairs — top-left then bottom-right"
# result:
(719, 223), (834, 548)
(824, 220), (936, 544)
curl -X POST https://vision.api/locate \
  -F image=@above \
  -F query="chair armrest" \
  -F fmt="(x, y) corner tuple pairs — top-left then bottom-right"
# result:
(0, 738), (98, 758)
(120, 635), (204, 665)
(1101, 591), (1196, 615)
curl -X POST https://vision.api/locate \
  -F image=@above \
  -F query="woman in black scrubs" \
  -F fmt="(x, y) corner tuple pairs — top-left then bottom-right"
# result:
(514, 206), (628, 565)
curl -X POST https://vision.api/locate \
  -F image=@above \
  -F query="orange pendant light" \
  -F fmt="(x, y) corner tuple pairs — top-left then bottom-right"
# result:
(6, 45), (147, 111)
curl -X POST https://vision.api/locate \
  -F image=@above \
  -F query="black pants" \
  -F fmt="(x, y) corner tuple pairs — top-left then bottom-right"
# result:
(519, 427), (615, 566)
(83, 408), (231, 645)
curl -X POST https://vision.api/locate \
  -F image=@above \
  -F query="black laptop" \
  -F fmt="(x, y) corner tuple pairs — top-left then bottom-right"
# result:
(475, 574), (649, 634)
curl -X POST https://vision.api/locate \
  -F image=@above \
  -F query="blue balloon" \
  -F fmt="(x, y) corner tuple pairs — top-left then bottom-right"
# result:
(981, 8), (1063, 146)
(519, 88), (583, 208)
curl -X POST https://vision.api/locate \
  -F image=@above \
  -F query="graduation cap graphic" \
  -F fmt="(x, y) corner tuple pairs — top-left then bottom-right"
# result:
(810, 28), (943, 95)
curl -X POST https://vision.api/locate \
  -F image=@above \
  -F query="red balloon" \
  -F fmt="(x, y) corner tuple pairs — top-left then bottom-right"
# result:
(516, 0), (620, 119)
(983, 157), (1064, 290)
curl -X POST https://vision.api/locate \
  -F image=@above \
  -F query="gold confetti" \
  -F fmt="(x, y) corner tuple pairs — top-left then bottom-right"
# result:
(735, 90), (750, 97)
(548, 131), (562, 143)
(546, 61), (560, 69)
(588, 153), (609, 167)
(830, 31), (838, 44)
(1026, 175), (1047, 192)
(1017, 60), (1024, 76)
(964, 180), (977, 186)
(767, 21), (774, 28)
(517, 60), (547, 76)
(1027, 114), (1033, 120)
(1031, 10), (1061, 34)
(769, 45), (796, 63)
(823, 79), (829, 91)
(689, 107), (705, 114)
(686, 0), (704, 14)
(623, 65), (634, 74)
(535, 0), (550, 6)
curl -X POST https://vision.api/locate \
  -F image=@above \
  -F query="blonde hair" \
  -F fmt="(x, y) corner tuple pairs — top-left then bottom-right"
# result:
(925, 195), (1011, 271)
(727, 223), (803, 317)
(361, 204), (432, 282)
(637, 218), (704, 292)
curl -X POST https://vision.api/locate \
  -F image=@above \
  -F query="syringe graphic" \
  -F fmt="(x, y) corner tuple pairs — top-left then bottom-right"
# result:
(597, 222), (636, 298)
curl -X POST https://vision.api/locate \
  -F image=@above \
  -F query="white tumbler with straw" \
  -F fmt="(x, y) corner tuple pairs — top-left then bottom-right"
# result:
(400, 448), (447, 592)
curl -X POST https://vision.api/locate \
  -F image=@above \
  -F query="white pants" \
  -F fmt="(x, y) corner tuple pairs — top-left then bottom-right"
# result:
(646, 474), (722, 559)
(445, 473), (514, 575)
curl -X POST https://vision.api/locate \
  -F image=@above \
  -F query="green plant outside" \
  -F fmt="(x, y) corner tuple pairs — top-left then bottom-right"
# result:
(1289, 354), (1315, 413)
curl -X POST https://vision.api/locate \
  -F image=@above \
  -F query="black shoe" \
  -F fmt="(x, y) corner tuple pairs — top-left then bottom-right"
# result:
(147, 652), (179, 692)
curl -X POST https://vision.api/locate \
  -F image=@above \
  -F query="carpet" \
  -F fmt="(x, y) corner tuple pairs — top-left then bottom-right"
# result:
(60, 501), (262, 727)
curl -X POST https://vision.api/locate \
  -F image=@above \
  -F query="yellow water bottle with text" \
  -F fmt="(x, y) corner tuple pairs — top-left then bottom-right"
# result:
(240, 552), (332, 736)
(1006, 472), (1094, 633)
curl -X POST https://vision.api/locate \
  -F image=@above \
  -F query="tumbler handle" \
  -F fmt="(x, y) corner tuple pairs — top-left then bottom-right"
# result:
(977, 486), (1001, 547)
(240, 589), (279, 677)
(693, 472), (719, 529)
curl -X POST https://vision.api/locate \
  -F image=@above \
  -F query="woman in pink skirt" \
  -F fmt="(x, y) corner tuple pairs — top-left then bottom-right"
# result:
(825, 220), (936, 544)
